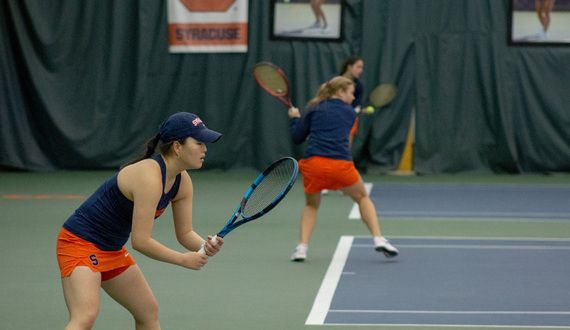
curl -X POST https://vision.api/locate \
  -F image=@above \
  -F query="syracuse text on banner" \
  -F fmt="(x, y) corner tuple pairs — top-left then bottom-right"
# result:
(167, 0), (248, 53)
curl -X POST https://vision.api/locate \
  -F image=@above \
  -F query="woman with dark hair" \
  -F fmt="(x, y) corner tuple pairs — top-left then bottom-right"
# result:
(287, 76), (398, 262)
(339, 55), (364, 109)
(57, 112), (224, 329)
(338, 55), (364, 148)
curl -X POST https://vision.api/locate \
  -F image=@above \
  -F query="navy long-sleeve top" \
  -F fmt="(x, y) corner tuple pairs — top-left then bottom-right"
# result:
(290, 98), (357, 161)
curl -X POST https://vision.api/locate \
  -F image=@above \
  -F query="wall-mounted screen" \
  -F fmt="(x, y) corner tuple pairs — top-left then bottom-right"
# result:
(270, 0), (344, 42)
(509, 0), (570, 46)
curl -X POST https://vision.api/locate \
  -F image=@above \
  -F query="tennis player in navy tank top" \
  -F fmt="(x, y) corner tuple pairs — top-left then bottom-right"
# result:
(56, 112), (223, 329)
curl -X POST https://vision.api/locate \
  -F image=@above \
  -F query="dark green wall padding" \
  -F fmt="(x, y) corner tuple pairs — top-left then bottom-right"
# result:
(2, 0), (569, 173)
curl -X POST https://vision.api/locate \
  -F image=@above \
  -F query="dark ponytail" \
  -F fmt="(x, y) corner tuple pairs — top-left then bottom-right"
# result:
(121, 134), (167, 169)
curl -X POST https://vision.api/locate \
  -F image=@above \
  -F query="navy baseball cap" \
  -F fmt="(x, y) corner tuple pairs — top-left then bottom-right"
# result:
(158, 112), (221, 143)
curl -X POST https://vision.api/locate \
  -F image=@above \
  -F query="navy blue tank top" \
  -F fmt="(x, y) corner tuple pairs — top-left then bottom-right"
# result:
(63, 155), (181, 251)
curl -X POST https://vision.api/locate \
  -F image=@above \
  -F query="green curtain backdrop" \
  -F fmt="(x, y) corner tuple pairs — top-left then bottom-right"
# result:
(2, 0), (570, 173)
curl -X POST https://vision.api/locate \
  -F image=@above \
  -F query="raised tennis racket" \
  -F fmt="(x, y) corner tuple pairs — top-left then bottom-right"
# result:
(253, 62), (293, 109)
(198, 157), (299, 254)
(369, 83), (397, 107)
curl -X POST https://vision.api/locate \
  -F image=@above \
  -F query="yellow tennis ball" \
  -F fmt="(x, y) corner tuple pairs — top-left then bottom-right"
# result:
(365, 106), (375, 114)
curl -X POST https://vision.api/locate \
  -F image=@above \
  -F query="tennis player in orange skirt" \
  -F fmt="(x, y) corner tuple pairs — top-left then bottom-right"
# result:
(57, 112), (224, 329)
(288, 76), (398, 261)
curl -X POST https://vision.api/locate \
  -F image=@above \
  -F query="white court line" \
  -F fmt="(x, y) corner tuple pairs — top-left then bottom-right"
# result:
(305, 236), (353, 325)
(323, 323), (570, 328)
(347, 183), (569, 220)
(373, 235), (570, 241)
(329, 310), (570, 315)
(352, 243), (570, 250)
(379, 210), (570, 219)
(348, 183), (372, 219)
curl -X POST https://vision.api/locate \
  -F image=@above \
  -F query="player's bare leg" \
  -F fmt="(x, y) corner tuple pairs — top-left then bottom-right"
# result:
(62, 266), (102, 329)
(101, 265), (160, 330)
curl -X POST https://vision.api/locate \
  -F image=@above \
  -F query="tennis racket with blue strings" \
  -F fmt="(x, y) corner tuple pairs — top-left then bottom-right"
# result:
(198, 157), (299, 254)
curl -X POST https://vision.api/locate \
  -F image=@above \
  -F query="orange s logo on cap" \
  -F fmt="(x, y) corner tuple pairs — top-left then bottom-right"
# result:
(179, 0), (235, 12)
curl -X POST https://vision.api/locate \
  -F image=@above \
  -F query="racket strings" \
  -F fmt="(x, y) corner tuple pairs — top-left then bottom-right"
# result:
(254, 66), (288, 95)
(242, 160), (296, 217)
(369, 84), (396, 107)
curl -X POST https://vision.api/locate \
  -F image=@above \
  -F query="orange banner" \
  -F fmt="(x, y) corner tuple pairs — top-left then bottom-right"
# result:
(167, 0), (248, 53)
(169, 23), (248, 46)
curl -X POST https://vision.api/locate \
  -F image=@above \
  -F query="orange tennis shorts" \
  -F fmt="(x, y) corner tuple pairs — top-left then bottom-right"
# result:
(299, 156), (360, 194)
(57, 227), (136, 281)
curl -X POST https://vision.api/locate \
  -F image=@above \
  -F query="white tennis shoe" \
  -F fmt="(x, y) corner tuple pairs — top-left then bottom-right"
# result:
(291, 244), (308, 262)
(374, 236), (398, 257)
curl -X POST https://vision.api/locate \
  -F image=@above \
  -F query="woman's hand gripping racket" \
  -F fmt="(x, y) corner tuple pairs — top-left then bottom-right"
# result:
(253, 62), (294, 110)
(198, 157), (299, 254)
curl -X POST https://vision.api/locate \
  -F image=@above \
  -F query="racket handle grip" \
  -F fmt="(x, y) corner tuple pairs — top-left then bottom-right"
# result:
(197, 235), (219, 254)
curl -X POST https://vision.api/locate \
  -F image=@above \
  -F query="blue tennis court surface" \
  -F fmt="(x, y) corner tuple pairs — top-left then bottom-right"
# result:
(307, 236), (570, 327)
(369, 183), (570, 220)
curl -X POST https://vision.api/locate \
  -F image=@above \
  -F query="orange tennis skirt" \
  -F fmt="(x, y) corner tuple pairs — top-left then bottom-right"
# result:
(57, 227), (136, 281)
(299, 156), (360, 194)
(350, 117), (359, 135)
